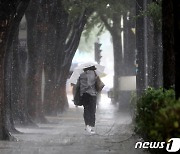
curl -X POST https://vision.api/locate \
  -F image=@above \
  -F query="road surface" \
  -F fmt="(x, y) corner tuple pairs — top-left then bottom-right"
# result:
(0, 94), (149, 154)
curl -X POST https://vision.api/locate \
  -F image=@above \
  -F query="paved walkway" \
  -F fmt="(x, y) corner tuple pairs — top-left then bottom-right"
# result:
(0, 94), (149, 154)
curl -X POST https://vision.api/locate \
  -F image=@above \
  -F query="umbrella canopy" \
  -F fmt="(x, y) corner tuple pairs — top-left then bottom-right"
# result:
(69, 62), (106, 84)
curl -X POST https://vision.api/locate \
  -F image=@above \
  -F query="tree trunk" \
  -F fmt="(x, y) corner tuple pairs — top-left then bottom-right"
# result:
(26, 0), (47, 123)
(162, 0), (175, 89)
(100, 12), (123, 103)
(136, 0), (146, 96)
(53, 7), (92, 113)
(0, 56), (12, 140)
(173, 0), (180, 99)
(0, 0), (30, 140)
(151, 24), (160, 88)
(44, 66), (57, 115)
(112, 32), (123, 103)
(44, 25), (57, 115)
(56, 81), (69, 113)
(4, 28), (20, 133)
(147, 17), (154, 87)
(123, 13), (136, 76)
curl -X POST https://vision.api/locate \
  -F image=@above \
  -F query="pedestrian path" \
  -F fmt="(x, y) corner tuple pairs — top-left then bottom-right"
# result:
(0, 94), (149, 154)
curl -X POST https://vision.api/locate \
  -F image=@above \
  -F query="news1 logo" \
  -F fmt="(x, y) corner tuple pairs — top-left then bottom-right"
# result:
(135, 138), (180, 152)
(166, 138), (180, 152)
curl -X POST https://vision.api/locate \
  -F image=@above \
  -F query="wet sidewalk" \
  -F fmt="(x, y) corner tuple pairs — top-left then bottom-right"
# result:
(0, 94), (149, 154)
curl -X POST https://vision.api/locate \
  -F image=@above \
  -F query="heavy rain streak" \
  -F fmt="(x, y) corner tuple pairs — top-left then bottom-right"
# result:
(0, 0), (180, 154)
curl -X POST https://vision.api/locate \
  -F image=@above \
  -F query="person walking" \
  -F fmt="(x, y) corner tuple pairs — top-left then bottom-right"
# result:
(78, 65), (103, 134)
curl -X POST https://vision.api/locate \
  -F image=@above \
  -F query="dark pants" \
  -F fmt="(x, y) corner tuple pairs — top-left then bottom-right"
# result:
(82, 93), (97, 127)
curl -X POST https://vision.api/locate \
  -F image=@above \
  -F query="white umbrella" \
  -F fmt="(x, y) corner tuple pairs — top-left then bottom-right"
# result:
(69, 62), (106, 84)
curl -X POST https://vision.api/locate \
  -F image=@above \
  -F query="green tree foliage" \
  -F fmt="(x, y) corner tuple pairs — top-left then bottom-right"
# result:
(136, 0), (162, 29)
(83, 0), (131, 36)
(146, 0), (162, 31)
(76, 0), (133, 52)
(78, 26), (102, 52)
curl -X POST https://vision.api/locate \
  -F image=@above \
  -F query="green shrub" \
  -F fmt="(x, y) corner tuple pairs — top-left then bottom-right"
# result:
(134, 88), (180, 138)
(153, 101), (180, 141)
(134, 88), (180, 153)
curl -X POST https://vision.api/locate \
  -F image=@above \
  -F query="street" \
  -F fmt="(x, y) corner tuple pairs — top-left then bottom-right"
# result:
(0, 94), (149, 154)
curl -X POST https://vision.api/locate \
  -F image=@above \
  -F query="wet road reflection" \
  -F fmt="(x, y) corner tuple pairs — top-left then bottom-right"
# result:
(0, 93), (149, 154)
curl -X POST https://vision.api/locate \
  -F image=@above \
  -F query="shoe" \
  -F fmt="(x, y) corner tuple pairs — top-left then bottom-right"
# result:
(90, 127), (96, 134)
(86, 125), (92, 133)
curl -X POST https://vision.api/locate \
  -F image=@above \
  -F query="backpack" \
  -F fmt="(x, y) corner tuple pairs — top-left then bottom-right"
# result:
(94, 71), (105, 93)
(73, 78), (83, 106)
